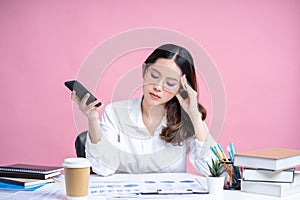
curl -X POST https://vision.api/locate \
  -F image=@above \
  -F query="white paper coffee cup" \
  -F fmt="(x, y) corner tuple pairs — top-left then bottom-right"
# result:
(63, 158), (91, 200)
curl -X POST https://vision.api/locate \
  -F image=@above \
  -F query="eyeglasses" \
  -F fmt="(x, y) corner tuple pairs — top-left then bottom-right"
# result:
(143, 66), (181, 93)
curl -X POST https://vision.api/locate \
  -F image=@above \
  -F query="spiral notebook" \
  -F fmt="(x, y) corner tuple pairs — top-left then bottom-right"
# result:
(0, 164), (63, 175)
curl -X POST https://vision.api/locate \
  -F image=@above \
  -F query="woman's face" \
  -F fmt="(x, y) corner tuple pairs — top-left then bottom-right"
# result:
(142, 58), (182, 106)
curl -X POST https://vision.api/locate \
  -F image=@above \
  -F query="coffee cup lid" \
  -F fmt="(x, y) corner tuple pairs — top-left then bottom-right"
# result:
(62, 158), (91, 168)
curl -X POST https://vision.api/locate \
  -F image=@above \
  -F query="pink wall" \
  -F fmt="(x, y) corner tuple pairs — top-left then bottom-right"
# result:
(1, 0), (299, 171)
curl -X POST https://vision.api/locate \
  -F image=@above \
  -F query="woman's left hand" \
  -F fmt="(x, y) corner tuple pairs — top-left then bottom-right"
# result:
(176, 75), (201, 118)
(176, 75), (207, 141)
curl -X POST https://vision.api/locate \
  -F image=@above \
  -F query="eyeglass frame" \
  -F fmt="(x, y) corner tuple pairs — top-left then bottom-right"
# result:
(142, 63), (182, 94)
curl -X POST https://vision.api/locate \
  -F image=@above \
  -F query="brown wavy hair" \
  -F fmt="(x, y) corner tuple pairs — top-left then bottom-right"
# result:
(143, 44), (207, 145)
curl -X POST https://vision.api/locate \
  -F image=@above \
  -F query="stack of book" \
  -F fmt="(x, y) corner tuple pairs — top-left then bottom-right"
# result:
(0, 163), (63, 188)
(234, 148), (300, 197)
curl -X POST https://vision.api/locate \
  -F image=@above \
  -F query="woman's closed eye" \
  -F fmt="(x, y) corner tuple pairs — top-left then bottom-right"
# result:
(166, 80), (178, 87)
(150, 72), (160, 79)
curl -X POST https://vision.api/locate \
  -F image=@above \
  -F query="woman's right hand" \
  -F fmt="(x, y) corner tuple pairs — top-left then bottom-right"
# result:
(71, 91), (102, 121)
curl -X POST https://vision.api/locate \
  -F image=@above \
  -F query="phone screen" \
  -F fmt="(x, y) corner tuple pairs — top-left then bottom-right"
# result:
(64, 80), (102, 107)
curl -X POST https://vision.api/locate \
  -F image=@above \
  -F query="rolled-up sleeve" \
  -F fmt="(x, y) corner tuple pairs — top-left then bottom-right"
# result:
(85, 104), (121, 176)
(189, 122), (216, 176)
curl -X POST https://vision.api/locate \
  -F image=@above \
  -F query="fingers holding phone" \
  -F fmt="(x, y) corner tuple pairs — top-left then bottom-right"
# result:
(65, 80), (102, 106)
(81, 93), (102, 120)
(72, 91), (102, 121)
(71, 91), (81, 104)
(66, 80), (103, 121)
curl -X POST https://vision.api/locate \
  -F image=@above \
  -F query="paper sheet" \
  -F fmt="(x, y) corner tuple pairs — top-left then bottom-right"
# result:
(1, 173), (208, 200)
(88, 173), (208, 199)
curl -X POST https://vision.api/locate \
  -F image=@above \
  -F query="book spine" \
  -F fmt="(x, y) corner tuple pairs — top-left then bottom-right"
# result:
(0, 168), (45, 174)
(243, 168), (295, 183)
(0, 171), (46, 179)
(241, 180), (281, 197)
(0, 178), (25, 186)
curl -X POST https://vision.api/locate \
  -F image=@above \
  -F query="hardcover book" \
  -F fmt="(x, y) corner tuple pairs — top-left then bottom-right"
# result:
(243, 168), (294, 183)
(241, 172), (300, 197)
(234, 148), (300, 171)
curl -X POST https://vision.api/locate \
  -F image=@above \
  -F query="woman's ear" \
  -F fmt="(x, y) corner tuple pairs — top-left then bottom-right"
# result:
(142, 63), (147, 76)
(142, 63), (146, 72)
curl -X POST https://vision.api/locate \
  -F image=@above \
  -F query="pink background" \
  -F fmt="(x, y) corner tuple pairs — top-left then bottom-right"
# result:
(1, 0), (299, 172)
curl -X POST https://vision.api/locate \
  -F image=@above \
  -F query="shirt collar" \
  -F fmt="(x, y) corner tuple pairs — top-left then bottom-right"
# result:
(128, 96), (167, 129)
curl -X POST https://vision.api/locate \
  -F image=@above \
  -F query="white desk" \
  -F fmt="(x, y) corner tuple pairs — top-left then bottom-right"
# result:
(1, 173), (300, 200)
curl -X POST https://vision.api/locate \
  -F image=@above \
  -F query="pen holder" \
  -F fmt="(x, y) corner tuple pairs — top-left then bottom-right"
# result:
(222, 162), (241, 190)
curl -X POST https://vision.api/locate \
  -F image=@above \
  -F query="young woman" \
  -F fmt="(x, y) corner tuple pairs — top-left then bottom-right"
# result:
(72, 44), (215, 176)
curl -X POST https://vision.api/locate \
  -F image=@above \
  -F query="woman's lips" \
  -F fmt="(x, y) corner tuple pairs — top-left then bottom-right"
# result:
(150, 92), (160, 99)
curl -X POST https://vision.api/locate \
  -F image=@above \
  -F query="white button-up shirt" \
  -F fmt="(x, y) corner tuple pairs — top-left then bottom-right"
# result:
(86, 97), (215, 176)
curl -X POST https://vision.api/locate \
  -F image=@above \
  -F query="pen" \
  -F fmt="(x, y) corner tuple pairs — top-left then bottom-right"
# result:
(210, 146), (220, 160)
(214, 145), (224, 161)
(157, 190), (193, 194)
(230, 142), (236, 156)
(227, 146), (233, 162)
(218, 144), (229, 162)
(229, 142), (241, 179)
(222, 151), (229, 162)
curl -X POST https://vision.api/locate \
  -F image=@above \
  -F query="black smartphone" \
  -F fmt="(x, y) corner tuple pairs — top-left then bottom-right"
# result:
(64, 80), (102, 107)
(179, 86), (188, 100)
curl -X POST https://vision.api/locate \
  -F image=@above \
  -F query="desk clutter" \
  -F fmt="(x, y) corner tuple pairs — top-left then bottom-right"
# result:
(0, 163), (63, 190)
(210, 145), (300, 197)
(234, 147), (300, 197)
(210, 142), (241, 190)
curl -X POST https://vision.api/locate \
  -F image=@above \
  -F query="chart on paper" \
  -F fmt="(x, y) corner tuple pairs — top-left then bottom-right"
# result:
(88, 173), (208, 198)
